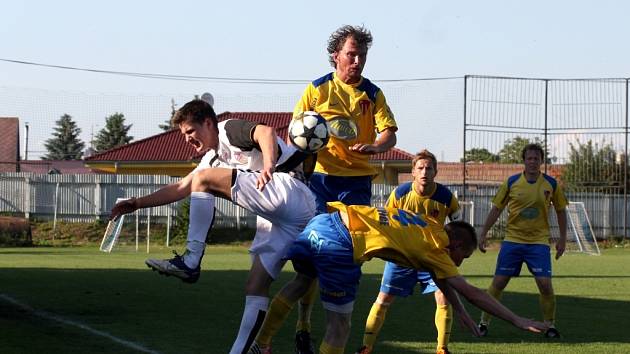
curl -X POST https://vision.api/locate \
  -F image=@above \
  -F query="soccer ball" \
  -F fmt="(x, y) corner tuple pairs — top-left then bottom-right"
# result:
(288, 111), (329, 153)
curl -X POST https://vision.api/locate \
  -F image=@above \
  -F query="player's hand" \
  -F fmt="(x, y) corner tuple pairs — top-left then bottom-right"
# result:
(555, 238), (567, 260)
(349, 143), (380, 154)
(256, 165), (275, 191)
(110, 198), (138, 220)
(478, 232), (488, 253)
(514, 317), (548, 333)
(456, 309), (482, 337)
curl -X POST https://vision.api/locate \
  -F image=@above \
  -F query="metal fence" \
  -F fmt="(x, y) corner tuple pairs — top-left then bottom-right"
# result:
(1, 173), (627, 239)
(463, 75), (630, 239)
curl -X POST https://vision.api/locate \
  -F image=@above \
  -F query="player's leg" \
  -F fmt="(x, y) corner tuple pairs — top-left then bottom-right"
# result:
(229, 255), (274, 354)
(433, 290), (452, 354)
(321, 309), (352, 354)
(360, 261), (415, 353)
(479, 241), (522, 334)
(524, 244), (559, 338)
(145, 167), (233, 282)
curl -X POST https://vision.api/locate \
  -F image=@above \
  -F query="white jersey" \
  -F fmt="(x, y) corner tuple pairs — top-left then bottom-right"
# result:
(193, 119), (304, 176)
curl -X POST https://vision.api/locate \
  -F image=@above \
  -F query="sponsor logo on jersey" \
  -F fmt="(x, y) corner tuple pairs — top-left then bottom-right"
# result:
(327, 116), (358, 141)
(520, 207), (539, 219)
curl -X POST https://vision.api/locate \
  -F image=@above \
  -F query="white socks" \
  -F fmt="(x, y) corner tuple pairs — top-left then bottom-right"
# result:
(183, 192), (215, 269)
(229, 295), (269, 354)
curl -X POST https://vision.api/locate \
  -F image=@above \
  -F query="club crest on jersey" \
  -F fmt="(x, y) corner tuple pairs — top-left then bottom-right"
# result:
(308, 230), (324, 253)
(327, 116), (358, 141)
(544, 190), (551, 199)
(359, 99), (370, 115)
(430, 209), (440, 218)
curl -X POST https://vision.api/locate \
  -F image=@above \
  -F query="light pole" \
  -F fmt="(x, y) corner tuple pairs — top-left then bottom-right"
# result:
(24, 122), (29, 160)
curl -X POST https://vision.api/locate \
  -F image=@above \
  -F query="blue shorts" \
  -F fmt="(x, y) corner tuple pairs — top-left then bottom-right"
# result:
(495, 241), (552, 277)
(309, 173), (372, 214)
(380, 261), (438, 297)
(287, 212), (361, 307)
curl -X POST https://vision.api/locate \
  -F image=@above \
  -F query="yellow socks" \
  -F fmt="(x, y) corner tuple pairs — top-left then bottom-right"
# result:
(362, 301), (389, 349)
(539, 293), (556, 325)
(296, 279), (318, 332)
(256, 294), (294, 347)
(319, 340), (344, 354)
(435, 304), (453, 351)
(480, 285), (503, 324)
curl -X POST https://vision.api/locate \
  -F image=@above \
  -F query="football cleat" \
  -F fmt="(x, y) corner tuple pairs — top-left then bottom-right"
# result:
(436, 347), (451, 354)
(478, 322), (489, 337)
(294, 330), (315, 354)
(354, 345), (372, 354)
(145, 250), (201, 284)
(544, 327), (561, 338)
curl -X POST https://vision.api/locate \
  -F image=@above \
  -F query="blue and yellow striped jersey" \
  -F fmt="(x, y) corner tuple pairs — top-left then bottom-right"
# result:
(327, 202), (460, 280)
(386, 182), (460, 225)
(294, 72), (397, 176)
(493, 172), (568, 244)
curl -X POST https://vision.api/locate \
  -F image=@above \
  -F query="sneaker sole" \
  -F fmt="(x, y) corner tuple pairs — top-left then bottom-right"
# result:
(145, 260), (199, 284)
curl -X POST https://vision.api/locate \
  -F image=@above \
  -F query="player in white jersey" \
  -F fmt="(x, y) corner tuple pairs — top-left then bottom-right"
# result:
(110, 99), (316, 354)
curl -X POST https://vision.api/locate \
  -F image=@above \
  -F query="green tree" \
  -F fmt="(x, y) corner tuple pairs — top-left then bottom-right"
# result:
(561, 139), (625, 192)
(461, 148), (499, 163)
(94, 113), (133, 152)
(498, 136), (554, 163)
(43, 114), (85, 160)
(158, 98), (177, 131)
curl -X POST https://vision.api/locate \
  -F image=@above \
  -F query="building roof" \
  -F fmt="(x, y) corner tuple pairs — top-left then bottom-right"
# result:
(85, 112), (413, 163)
(0, 117), (19, 172)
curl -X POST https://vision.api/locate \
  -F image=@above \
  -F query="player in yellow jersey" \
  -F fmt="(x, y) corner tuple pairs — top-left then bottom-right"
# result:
(256, 25), (398, 354)
(271, 202), (547, 354)
(477, 143), (567, 339)
(357, 150), (461, 354)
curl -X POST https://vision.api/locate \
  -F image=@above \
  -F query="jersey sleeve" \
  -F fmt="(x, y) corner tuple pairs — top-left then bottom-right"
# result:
(293, 84), (315, 117)
(374, 90), (397, 133)
(448, 195), (462, 221)
(552, 183), (568, 211)
(224, 119), (261, 150)
(492, 180), (510, 209)
(385, 188), (399, 209)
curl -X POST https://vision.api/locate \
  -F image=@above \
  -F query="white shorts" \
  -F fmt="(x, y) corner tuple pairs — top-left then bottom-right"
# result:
(231, 170), (316, 279)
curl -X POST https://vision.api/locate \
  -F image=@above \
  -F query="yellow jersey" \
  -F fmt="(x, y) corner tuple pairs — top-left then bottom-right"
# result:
(387, 182), (460, 225)
(493, 172), (568, 244)
(294, 72), (397, 176)
(327, 202), (460, 280)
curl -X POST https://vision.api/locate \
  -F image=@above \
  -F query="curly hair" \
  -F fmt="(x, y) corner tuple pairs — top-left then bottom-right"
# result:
(327, 25), (373, 68)
(521, 143), (544, 161)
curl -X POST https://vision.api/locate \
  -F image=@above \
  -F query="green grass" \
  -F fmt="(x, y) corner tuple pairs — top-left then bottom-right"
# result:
(1, 245), (629, 354)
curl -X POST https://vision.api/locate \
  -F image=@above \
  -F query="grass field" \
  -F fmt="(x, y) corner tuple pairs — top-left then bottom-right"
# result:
(1, 245), (629, 354)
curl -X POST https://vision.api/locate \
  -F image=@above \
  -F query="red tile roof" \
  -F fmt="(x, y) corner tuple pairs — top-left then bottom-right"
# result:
(86, 112), (412, 162)
(0, 117), (19, 172)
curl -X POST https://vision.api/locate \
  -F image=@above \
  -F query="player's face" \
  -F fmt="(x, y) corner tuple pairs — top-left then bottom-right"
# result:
(412, 158), (437, 187)
(447, 242), (474, 267)
(179, 119), (219, 152)
(334, 36), (367, 84)
(523, 150), (543, 175)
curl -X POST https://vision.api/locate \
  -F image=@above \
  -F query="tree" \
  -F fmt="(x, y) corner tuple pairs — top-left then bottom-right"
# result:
(461, 148), (499, 163)
(158, 98), (177, 131)
(43, 114), (85, 160)
(498, 136), (554, 163)
(561, 139), (625, 192)
(93, 113), (133, 152)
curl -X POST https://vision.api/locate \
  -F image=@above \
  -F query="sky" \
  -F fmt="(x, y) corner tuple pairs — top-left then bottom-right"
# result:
(2, 0), (629, 161)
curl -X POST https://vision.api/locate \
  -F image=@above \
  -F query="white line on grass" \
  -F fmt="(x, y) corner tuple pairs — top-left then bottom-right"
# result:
(0, 293), (161, 354)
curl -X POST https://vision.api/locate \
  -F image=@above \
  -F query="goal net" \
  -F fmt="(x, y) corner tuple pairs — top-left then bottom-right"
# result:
(550, 201), (600, 255)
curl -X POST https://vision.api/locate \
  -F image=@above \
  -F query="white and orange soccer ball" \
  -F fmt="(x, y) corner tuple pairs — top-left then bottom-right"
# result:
(288, 111), (330, 153)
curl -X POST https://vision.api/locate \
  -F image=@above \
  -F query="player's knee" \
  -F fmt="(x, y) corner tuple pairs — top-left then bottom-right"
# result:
(376, 292), (395, 306)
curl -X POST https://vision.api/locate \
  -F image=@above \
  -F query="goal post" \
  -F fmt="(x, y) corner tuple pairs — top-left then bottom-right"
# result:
(550, 201), (600, 255)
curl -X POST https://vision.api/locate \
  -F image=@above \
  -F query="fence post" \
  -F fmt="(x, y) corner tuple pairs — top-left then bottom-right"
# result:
(24, 177), (31, 219)
(94, 175), (101, 221)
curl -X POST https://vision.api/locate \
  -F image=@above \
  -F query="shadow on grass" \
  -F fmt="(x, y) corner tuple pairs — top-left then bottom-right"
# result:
(1, 269), (629, 354)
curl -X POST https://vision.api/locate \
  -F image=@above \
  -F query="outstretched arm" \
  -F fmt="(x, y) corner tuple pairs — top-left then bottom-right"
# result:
(446, 275), (547, 333)
(478, 205), (502, 252)
(110, 172), (193, 220)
